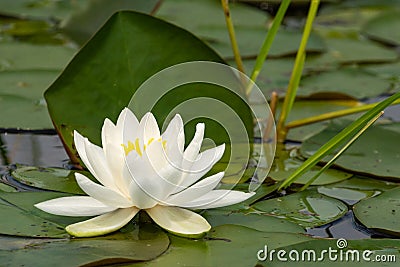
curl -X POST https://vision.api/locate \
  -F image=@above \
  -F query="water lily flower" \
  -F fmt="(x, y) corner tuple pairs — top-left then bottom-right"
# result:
(35, 108), (254, 237)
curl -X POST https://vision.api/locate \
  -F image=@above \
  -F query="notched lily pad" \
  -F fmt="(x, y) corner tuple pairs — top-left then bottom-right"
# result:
(252, 190), (348, 227)
(354, 186), (400, 236)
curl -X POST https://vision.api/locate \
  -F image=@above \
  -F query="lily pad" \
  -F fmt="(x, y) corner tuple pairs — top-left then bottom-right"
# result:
(271, 146), (352, 185)
(363, 11), (400, 46)
(11, 166), (90, 194)
(318, 37), (398, 64)
(0, 191), (87, 228)
(0, 182), (17, 192)
(252, 190), (348, 227)
(203, 209), (305, 233)
(0, 223), (169, 267)
(354, 186), (400, 236)
(317, 187), (375, 205)
(0, 192), (68, 238)
(0, 0), (86, 20)
(0, 42), (76, 71)
(133, 225), (312, 267)
(0, 70), (60, 129)
(44, 11), (253, 164)
(300, 120), (400, 179)
(299, 68), (393, 99)
(62, 0), (159, 44)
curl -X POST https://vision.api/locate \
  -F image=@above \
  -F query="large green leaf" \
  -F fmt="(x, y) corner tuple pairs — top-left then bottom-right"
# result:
(0, 223), (169, 267)
(354, 186), (400, 236)
(252, 190), (348, 227)
(300, 120), (400, 179)
(45, 11), (253, 163)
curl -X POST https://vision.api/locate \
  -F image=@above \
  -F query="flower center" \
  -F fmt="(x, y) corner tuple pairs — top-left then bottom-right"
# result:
(121, 138), (166, 156)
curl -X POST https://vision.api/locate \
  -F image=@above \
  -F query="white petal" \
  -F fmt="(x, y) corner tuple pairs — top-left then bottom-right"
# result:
(146, 205), (210, 237)
(182, 123), (204, 166)
(162, 114), (185, 163)
(165, 172), (224, 206)
(34, 196), (116, 216)
(74, 131), (98, 181)
(75, 173), (132, 208)
(124, 149), (179, 209)
(174, 144), (225, 193)
(102, 110), (136, 196)
(139, 112), (161, 143)
(66, 207), (139, 237)
(179, 190), (255, 209)
(83, 138), (119, 191)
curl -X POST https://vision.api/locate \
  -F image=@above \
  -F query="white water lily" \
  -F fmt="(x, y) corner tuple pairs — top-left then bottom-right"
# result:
(35, 108), (254, 237)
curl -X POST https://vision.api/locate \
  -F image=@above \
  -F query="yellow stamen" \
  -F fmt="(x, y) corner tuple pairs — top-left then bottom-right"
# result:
(147, 138), (155, 145)
(135, 138), (142, 156)
(121, 141), (135, 156)
(162, 140), (167, 149)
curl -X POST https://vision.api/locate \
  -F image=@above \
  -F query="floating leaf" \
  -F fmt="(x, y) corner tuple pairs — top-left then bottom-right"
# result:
(299, 68), (392, 99)
(133, 225), (312, 267)
(317, 187), (375, 205)
(0, 191), (86, 229)
(270, 157), (353, 185)
(0, 43), (76, 71)
(0, 182), (17, 192)
(11, 166), (91, 194)
(0, 223), (169, 267)
(252, 190), (348, 227)
(0, 70), (59, 129)
(0, 192), (68, 238)
(62, 0), (159, 44)
(45, 11), (253, 163)
(203, 209), (305, 233)
(0, 0), (86, 20)
(363, 11), (400, 46)
(318, 37), (398, 64)
(300, 120), (400, 179)
(354, 186), (400, 236)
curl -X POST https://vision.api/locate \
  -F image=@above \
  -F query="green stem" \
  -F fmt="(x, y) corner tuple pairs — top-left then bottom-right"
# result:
(286, 98), (400, 129)
(246, 0), (291, 96)
(300, 111), (383, 190)
(276, 0), (320, 142)
(221, 0), (245, 74)
(279, 92), (400, 190)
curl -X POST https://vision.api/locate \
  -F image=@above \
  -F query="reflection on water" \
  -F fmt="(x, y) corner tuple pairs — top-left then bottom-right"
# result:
(0, 132), (69, 168)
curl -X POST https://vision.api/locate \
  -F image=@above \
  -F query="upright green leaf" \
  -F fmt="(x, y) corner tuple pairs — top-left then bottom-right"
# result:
(45, 11), (253, 163)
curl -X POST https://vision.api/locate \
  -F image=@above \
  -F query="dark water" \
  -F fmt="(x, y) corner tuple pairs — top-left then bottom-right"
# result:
(0, 131), (396, 240)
